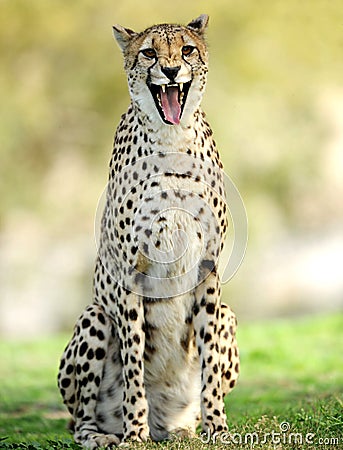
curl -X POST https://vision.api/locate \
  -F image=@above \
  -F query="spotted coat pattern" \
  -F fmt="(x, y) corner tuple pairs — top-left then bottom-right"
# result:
(58, 15), (239, 449)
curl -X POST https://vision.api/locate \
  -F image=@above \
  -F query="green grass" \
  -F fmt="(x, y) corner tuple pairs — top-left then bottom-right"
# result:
(1, 314), (342, 449)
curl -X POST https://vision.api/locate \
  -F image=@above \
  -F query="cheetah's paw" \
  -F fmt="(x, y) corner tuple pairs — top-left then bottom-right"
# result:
(82, 433), (121, 449)
(169, 427), (197, 440)
(122, 425), (150, 445)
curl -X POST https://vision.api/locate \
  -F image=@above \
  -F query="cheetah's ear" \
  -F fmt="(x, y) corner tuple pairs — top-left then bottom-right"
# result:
(112, 24), (137, 52)
(187, 14), (209, 35)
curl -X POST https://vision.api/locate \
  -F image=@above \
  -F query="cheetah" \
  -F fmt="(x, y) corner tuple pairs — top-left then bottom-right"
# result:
(58, 14), (240, 448)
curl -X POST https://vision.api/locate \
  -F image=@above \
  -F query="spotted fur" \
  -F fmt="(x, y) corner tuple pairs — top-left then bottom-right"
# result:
(58, 15), (239, 448)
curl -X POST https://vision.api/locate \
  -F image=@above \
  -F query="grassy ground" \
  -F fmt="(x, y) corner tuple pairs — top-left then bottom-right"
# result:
(0, 314), (342, 449)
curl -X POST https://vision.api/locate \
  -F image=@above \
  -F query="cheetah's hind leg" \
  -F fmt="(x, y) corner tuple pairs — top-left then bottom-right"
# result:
(58, 304), (121, 448)
(220, 303), (240, 399)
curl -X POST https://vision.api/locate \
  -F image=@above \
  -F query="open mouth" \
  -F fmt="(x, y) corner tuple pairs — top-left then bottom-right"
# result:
(148, 81), (192, 125)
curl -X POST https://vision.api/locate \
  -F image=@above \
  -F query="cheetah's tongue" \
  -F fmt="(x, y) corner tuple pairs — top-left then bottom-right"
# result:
(160, 86), (181, 125)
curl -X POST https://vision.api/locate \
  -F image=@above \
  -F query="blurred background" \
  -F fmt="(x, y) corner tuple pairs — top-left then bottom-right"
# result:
(1, 0), (342, 338)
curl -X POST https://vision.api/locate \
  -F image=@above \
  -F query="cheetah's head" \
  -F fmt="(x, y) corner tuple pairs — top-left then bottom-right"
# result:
(113, 15), (209, 126)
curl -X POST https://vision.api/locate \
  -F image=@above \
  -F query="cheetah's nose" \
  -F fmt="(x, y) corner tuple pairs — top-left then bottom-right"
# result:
(161, 66), (181, 82)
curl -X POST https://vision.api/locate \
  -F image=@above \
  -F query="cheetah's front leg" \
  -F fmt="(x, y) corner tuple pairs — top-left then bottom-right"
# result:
(117, 291), (150, 443)
(193, 271), (228, 434)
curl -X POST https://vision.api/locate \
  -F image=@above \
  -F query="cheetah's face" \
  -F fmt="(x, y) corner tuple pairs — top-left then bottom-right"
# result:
(113, 15), (209, 126)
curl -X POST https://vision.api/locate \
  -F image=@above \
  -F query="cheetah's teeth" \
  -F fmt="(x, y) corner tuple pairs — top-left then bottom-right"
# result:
(161, 84), (166, 93)
(179, 83), (184, 92)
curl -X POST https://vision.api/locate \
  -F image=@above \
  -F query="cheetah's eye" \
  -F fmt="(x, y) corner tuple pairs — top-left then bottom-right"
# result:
(141, 48), (157, 59)
(182, 45), (195, 56)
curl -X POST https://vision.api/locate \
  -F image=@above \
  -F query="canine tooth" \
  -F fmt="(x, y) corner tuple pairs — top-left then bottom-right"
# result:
(161, 84), (166, 93)
(179, 83), (184, 92)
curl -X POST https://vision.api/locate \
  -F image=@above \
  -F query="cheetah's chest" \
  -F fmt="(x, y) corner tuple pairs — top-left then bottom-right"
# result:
(107, 124), (224, 297)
